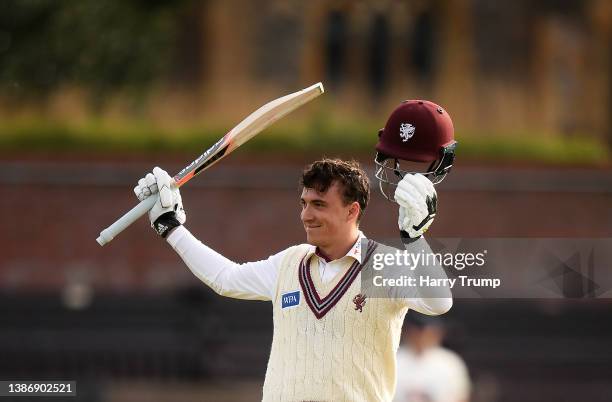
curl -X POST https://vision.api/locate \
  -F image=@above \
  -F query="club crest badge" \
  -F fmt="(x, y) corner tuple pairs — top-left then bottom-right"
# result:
(399, 123), (415, 142)
(353, 294), (367, 312)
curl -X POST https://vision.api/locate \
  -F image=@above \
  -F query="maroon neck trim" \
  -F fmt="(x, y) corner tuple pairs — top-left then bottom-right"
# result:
(315, 248), (332, 263)
(299, 240), (377, 319)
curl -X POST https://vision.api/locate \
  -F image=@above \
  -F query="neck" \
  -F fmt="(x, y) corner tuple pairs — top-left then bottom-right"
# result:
(318, 227), (360, 261)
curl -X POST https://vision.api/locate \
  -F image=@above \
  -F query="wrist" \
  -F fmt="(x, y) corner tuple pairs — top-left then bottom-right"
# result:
(400, 230), (421, 245)
(166, 225), (181, 238)
(153, 212), (183, 238)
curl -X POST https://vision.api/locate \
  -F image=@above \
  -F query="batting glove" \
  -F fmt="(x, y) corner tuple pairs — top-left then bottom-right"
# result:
(394, 173), (437, 240)
(134, 166), (186, 238)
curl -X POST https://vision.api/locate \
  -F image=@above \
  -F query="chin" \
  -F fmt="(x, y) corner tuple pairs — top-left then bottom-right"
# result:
(305, 231), (323, 247)
(305, 234), (317, 246)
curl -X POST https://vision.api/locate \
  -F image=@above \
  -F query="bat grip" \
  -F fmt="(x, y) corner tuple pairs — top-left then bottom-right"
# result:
(96, 195), (158, 246)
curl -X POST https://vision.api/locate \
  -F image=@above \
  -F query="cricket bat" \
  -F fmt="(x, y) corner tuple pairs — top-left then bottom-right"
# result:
(96, 82), (324, 246)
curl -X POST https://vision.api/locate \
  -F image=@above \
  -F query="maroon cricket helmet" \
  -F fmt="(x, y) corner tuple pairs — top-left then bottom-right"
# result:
(376, 100), (455, 162)
(374, 100), (457, 200)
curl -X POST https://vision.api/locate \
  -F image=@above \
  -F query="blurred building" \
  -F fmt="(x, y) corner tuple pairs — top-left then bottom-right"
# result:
(187, 0), (612, 145)
(2, 0), (610, 146)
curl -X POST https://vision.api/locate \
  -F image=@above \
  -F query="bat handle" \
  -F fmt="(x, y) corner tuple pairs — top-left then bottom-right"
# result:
(96, 195), (158, 246)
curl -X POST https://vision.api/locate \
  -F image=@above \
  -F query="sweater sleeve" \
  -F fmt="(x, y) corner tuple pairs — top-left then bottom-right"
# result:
(397, 236), (453, 315)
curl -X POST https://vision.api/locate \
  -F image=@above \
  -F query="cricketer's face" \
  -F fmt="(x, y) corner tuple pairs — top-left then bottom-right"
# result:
(300, 182), (358, 248)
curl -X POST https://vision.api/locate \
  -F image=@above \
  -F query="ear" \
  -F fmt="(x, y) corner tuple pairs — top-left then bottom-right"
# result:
(347, 201), (360, 222)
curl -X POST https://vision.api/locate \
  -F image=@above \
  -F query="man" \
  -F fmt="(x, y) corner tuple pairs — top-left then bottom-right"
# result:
(394, 315), (471, 402)
(134, 99), (457, 401)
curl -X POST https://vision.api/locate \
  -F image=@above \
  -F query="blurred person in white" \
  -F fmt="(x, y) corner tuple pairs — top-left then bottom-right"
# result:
(394, 314), (471, 402)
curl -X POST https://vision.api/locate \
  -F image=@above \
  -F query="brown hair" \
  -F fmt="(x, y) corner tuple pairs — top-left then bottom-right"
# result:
(300, 158), (370, 221)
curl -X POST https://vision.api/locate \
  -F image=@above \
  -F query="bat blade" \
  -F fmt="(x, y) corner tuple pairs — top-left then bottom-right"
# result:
(96, 82), (324, 246)
(173, 82), (324, 187)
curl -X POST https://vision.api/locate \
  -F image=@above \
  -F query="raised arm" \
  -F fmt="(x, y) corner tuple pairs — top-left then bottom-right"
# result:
(400, 235), (452, 315)
(395, 174), (452, 315)
(134, 167), (286, 301)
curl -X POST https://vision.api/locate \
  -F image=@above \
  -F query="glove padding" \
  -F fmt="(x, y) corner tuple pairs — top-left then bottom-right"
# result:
(394, 173), (437, 239)
(134, 166), (186, 237)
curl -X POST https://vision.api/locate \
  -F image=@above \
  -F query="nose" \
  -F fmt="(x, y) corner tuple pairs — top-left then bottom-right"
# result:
(301, 204), (314, 223)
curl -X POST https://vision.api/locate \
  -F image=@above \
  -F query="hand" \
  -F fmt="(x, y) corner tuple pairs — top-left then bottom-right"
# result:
(394, 173), (437, 239)
(134, 166), (186, 237)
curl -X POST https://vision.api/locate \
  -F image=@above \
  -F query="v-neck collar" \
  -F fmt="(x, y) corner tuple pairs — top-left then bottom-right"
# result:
(299, 239), (378, 319)
(309, 231), (367, 265)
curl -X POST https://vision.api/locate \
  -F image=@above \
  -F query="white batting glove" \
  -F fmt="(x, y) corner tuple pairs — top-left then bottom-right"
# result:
(134, 166), (186, 237)
(394, 173), (437, 239)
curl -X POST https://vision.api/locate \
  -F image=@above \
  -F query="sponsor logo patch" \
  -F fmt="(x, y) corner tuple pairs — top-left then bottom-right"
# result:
(281, 291), (300, 309)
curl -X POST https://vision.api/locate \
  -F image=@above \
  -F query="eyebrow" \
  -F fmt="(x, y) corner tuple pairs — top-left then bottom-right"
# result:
(301, 197), (327, 205)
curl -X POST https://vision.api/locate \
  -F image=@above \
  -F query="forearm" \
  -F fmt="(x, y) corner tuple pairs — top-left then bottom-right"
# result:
(401, 235), (453, 315)
(167, 226), (275, 300)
